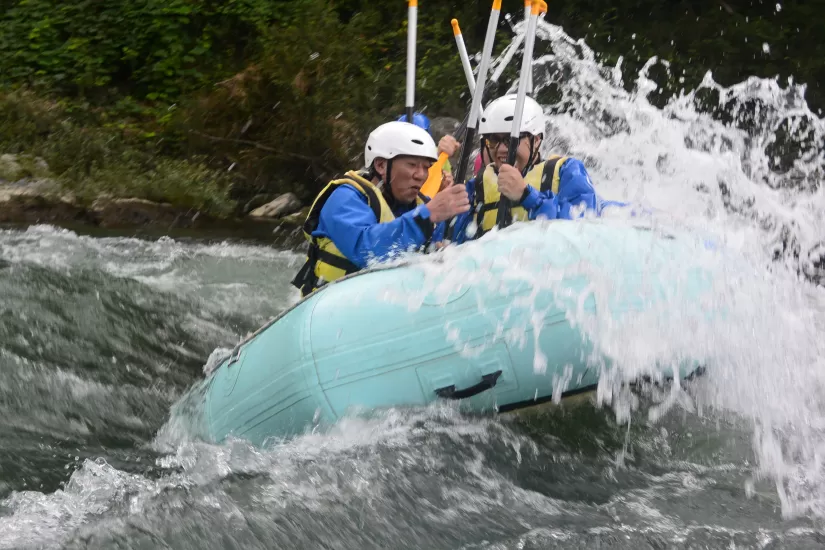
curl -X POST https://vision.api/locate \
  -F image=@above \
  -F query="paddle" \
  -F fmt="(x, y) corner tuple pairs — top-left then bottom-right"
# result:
(420, 18), (477, 199)
(405, 0), (418, 123)
(524, 0), (535, 95)
(452, 18), (476, 94)
(441, 0), (502, 241)
(451, 0), (502, 191)
(496, 0), (546, 230)
(488, 0), (532, 86)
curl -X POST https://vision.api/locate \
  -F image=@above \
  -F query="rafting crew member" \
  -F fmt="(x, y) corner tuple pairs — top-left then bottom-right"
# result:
(291, 121), (470, 296)
(450, 94), (617, 243)
(398, 111), (461, 192)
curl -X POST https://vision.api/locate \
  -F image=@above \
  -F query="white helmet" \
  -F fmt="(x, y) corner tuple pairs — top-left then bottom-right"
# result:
(364, 121), (438, 168)
(479, 94), (546, 137)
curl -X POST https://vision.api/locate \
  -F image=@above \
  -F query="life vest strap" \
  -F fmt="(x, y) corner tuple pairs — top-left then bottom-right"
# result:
(314, 245), (360, 274)
(291, 241), (361, 297)
(478, 201), (500, 214)
(541, 155), (568, 195)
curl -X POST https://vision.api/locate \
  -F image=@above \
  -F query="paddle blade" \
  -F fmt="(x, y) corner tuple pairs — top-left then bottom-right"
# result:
(421, 152), (449, 197)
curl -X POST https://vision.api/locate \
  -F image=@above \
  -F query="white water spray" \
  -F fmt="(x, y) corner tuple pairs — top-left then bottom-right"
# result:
(390, 18), (825, 520)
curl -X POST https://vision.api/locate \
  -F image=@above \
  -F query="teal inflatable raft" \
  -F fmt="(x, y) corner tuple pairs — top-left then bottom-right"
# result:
(180, 220), (712, 446)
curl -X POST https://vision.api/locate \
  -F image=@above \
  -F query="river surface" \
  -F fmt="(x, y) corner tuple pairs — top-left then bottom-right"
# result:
(3, 16), (825, 550)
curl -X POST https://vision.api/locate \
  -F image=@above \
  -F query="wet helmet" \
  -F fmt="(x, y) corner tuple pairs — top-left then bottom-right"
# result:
(479, 94), (545, 137)
(364, 121), (438, 168)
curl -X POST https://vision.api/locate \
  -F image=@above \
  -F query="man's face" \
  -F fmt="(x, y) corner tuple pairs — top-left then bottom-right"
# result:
(484, 134), (539, 171)
(375, 156), (433, 203)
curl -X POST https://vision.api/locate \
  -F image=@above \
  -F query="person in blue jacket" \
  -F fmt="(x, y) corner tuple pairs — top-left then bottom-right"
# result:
(449, 94), (621, 243)
(397, 111), (462, 191)
(291, 121), (470, 296)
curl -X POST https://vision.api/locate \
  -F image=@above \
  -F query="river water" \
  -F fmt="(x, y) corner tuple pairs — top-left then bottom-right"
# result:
(2, 17), (825, 550)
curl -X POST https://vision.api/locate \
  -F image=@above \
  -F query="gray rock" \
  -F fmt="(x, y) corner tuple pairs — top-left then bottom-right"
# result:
(248, 192), (302, 219)
(429, 117), (463, 168)
(429, 116), (461, 139)
(0, 154), (24, 182)
(280, 207), (309, 227)
(0, 154), (52, 183)
(91, 197), (198, 228)
(0, 184), (85, 224)
(243, 193), (279, 215)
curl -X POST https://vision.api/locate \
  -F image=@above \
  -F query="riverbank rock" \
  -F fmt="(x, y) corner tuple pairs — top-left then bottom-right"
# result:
(248, 192), (302, 220)
(90, 197), (206, 228)
(242, 193), (279, 215)
(429, 116), (462, 167)
(0, 153), (52, 183)
(0, 184), (86, 224)
(0, 154), (24, 182)
(280, 207), (308, 228)
(430, 116), (461, 138)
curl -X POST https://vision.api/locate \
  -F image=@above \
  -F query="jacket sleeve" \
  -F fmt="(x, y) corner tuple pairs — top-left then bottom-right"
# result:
(314, 185), (434, 268)
(555, 159), (599, 219)
(445, 179), (477, 244)
(520, 158), (597, 220)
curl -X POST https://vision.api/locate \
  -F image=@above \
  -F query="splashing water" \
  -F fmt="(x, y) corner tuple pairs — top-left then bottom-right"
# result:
(385, 17), (825, 520)
(2, 13), (825, 548)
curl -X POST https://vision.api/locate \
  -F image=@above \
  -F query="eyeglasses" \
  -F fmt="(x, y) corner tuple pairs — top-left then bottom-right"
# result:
(483, 133), (531, 148)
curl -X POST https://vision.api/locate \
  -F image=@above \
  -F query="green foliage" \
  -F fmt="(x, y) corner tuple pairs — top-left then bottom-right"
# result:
(173, 0), (487, 201)
(66, 157), (234, 216)
(1, 0), (823, 216)
(0, 0), (311, 101)
(0, 90), (233, 216)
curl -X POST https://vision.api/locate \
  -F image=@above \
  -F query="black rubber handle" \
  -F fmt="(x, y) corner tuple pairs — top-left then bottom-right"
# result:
(434, 370), (502, 400)
(227, 346), (243, 367)
(496, 135), (520, 229)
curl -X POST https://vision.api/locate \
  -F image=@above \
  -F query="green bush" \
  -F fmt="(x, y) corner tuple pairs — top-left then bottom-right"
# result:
(0, 0), (311, 101)
(1, 0), (823, 216)
(0, 90), (233, 216)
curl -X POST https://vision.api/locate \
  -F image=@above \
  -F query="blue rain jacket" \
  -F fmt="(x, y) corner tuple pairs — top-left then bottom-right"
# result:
(450, 158), (627, 244)
(312, 184), (444, 268)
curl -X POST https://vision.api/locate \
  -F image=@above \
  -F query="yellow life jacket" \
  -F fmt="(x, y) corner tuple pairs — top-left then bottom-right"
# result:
(474, 155), (569, 236)
(291, 170), (427, 297)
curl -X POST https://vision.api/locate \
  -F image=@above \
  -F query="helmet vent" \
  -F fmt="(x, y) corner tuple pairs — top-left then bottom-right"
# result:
(411, 139), (424, 145)
(504, 115), (514, 121)
(367, 145), (372, 150)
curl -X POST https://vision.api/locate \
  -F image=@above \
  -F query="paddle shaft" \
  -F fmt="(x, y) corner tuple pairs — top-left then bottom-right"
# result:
(451, 19), (476, 95)
(452, 0), (501, 190)
(443, 0), (502, 242)
(497, 0), (542, 229)
(405, 0), (417, 122)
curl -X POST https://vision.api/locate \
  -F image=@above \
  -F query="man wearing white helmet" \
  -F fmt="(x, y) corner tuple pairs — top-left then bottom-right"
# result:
(291, 121), (470, 296)
(451, 94), (606, 242)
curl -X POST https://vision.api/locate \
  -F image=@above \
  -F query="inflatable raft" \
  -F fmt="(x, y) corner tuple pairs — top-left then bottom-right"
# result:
(178, 220), (712, 446)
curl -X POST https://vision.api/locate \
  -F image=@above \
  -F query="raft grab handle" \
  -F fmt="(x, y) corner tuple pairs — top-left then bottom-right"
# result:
(434, 370), (502, 400)
(227, 346), (243, 368)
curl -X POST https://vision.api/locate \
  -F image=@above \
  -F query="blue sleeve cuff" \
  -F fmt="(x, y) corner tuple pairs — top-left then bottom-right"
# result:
(413, 204), (431, 219)
(519, 185), (542, 209)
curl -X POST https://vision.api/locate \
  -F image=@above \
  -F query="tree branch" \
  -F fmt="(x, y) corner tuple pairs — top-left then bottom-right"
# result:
(718, 0), (736, 15)
(189, 130), (319, 163)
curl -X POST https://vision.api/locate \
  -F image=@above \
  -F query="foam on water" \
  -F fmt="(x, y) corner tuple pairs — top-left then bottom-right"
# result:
(3, 11), (825, 546)
(397, 17), (825, 519)
(0, 225), (303, 323)
(368, 16), (825, 520)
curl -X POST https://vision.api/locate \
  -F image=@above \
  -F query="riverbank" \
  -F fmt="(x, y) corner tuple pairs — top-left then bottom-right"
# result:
(0, 152), (308, 248)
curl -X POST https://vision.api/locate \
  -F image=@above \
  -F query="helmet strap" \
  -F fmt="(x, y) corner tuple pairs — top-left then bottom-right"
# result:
(380, 159), (396, 207)
(481, 138), (493, 174)
(522, 136), (542, 176)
